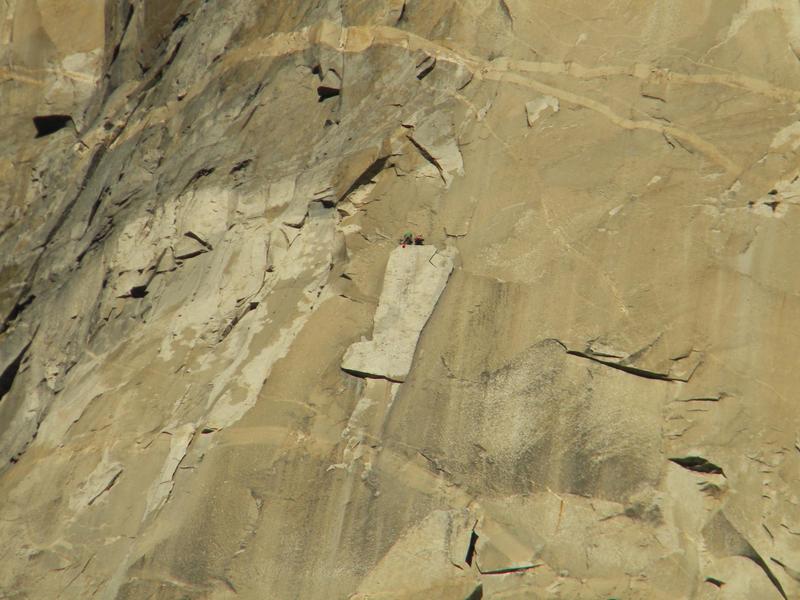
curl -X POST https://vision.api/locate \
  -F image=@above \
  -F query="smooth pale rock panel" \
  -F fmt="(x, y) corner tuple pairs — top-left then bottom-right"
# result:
(342, 245), (454, 382)
(525, 96), (559, 127)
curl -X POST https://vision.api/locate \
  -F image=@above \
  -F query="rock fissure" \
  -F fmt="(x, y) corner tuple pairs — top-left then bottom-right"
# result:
(564, 349), (687, 381)
(416, 57), (436, 80)
(465, 529), (479, 567)
(2, 295), (36, 328)
(478, 564), (537, 575)
(669, 456), (725, 476)
(87, 468), (123, 506)
(337, 155), (390, 205)
(0, 342), (29, 404)
(406, 135), (447, 184)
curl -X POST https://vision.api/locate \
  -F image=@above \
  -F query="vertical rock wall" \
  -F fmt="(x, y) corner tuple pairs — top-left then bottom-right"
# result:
(2, 1), (800, 598)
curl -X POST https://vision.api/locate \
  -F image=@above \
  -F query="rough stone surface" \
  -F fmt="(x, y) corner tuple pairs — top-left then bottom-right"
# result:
(2, 1), (800, 599)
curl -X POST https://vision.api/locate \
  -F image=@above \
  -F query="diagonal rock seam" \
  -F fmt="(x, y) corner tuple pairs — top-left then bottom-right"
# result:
(0, 342), (30, 405)
(704, 511), (788, 600)
(406, 135), (448, 185)
(564, 349), (695, 382)
(336, 155), (391, 206)
(87, 468), (123, 506)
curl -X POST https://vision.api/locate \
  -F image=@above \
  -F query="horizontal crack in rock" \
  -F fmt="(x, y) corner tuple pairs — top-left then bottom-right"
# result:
(669, 456), (725, 476)
(478, 564), (538, 575)
(565, 349), (682, 381)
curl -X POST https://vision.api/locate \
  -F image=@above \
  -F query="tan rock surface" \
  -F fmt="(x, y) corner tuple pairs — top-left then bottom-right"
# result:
(2, 1), (800, 598)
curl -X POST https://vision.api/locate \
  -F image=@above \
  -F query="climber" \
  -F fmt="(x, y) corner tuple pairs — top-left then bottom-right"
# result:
(414, 234), (424, 246)
(401, 231), (414, 247)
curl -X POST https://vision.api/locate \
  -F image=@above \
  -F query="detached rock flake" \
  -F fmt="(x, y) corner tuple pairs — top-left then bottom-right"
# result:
(342, 245), (454, 382)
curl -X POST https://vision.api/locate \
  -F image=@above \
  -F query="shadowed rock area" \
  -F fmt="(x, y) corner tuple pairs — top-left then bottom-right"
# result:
(2, 1), (800, 598)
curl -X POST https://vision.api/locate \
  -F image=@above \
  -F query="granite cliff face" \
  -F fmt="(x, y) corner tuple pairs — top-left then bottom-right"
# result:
(3, 1), (800, 598)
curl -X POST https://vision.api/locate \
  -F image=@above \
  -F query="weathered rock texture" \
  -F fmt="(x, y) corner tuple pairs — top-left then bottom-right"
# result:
(2, 1), (800, 599)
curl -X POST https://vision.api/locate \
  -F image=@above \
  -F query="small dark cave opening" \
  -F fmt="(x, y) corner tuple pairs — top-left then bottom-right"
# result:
(33, 115), (73, 138)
